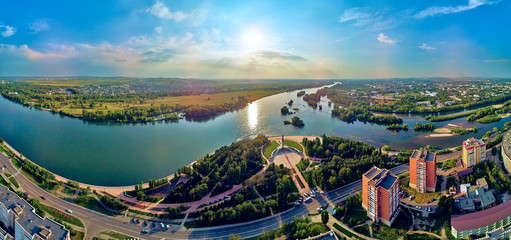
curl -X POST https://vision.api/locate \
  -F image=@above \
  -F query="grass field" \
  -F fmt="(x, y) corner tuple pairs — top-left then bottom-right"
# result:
(372, 212), (411, 240)
(101, 230), (135, 240)
(73, 196), (116, 216)
(400, 177), (440, 204)
(344, 208), (369, 226)
(57, 90), (282, 117)
(441, 158), (457, 171)
(62, 186), (77, 196)
(353, 224), (371, 236)
(8, 176), (19, 188)
(263, 141), (280, 159)
(284, 140), (304, 152)
(406, 233), (440, 239)
(71, 231), (85, 240)
(333, 223), (363, 240)
(40, 204), (85, 227)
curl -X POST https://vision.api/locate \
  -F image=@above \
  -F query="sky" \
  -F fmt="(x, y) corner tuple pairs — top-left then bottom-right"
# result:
(0, 0), (510, 79)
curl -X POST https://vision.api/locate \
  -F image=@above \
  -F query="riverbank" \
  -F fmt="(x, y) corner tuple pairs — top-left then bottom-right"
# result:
(0, 139), (199, 198)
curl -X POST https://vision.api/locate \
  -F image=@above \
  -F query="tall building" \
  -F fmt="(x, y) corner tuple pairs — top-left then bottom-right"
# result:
(462, 138), (486, 168)
(362, 166), (400, 226)
(501, 131), (511, 173)
(409, 150), (437, 193)
(0, 186), (69, 240)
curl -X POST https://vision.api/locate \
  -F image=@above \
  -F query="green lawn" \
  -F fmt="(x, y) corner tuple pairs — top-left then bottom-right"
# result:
(353, 224), (371, 236)
(0, 176), (14, 191)
(8, 176), (19, 188)
(400, 177), (440, 204)
(101, 230), (135, 240)
(62, 186), (77, 196)
(284, 140), (303, 152)
(296, 158), (310, 172)
(263, 141), (280, 159)
(71, 231), (84, 240)
(333, 223), (363, 240)
(406, 233), (440, 240)
(40, 204), (84, 227)
(344, 209), (369, 226)
(441, 158), (457, 171)
(372, 212), (411, 240)
(73, 196), (117, 216)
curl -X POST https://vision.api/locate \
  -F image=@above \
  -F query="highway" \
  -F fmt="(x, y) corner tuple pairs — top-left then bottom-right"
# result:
(0, 152), (409, 239)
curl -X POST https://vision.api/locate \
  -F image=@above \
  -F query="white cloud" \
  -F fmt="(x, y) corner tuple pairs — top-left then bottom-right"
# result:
(414, 0), (499, 18)
(338, 8), (400, 32)
(419, 43), (436, 51)
(377, 33), (396, 44)
(154, 26), (163, 34)
(484, 59), (510, 63)
(29, 19), (50, 33)
(146, 1), (186, 22)
(0, 25), (16, 38)
(339, 7), (373, 24)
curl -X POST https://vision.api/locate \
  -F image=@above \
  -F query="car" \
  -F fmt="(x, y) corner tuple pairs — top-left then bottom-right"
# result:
(320, 191), (324, 194)
(455, 199), (460, 203)
(40, 196), (46, 200)
(409, 196), (414, 200)
(426, 200), (431, 204)
(304, 193), (309, 197)
(65, 209), (72, 213)
(166, 224), (170, 228)
(141, 229), (149, 234)
(317, 207), (323, 212)
(427, 207), (432, 212)
(304, 197), (312, 202)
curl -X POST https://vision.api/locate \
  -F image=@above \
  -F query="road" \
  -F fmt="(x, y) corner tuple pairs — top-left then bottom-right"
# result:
(325, 163), (409, 203)
(0, 152), (409, 239)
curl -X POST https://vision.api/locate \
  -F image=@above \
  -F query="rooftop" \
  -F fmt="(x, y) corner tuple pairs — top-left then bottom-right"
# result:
(410, 150), (436, 162)
(0, 185), (69, 240)
(380, 174), (398, 190)
(363, 166), (398, 190)
(452, 199), (511, 231)
(502, 132), (511, 161)
(463, 138), (485, 149)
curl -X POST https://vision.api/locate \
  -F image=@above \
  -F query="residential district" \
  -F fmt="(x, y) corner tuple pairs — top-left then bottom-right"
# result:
(2, 132), (511, 239)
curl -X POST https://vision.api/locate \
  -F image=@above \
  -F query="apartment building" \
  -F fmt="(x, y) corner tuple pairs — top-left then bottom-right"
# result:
(462, 138), (486, 168)
(409, 149), (437, 193)
(0, 186), (69, 240)
(362, 166), (400, 226)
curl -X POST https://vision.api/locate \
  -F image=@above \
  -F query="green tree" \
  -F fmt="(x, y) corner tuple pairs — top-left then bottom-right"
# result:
(0, 136), (3, 144)
(492, 147), (498, 156)
(280, 106), (290, 115)
(321, 210), (329, 224)
(230, 234), (243, 240)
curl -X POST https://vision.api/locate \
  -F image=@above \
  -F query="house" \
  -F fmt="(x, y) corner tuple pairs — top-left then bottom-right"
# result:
(460, 184), (471, 193)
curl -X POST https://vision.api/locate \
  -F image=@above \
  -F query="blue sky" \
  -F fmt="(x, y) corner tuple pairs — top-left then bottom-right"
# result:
(0, 0), (510, 78)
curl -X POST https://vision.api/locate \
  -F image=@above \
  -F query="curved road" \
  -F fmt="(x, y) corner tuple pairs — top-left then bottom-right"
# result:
(0, 152), (408, 239)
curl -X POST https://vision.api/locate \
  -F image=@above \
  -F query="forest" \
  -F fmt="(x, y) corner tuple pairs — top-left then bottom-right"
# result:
(163, 135), (268, 203)
(193, 163), (297, 226)
(301, 135), (396, 190)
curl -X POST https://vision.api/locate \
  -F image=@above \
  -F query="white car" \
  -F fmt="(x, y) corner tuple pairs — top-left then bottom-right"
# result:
(65, 209), (72, 213)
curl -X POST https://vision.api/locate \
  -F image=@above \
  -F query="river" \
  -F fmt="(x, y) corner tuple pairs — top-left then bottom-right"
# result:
(0, 83), (509, 186)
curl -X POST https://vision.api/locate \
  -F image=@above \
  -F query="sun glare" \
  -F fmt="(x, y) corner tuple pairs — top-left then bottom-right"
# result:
(240, 29), (265, 52)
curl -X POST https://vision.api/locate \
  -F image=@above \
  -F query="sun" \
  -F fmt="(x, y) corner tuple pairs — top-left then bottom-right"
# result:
(240, 29), (266, 52)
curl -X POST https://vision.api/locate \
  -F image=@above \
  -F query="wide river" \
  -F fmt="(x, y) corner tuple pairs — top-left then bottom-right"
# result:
(0, 84), (509, 186)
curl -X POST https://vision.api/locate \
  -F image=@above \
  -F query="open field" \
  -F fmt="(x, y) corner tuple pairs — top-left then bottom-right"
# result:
(263, 141), (280, 159)
(284, 139), (304, 152)
(57, 90), (283, 117)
